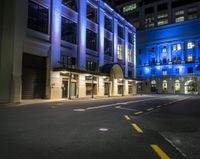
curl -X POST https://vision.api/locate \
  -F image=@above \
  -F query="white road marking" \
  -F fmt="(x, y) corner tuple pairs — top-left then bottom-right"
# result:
(99, 128), (109, 132)
(116, 107), (139, 111)
(73, 109), (86, 112)
(85, 96), (172, 111)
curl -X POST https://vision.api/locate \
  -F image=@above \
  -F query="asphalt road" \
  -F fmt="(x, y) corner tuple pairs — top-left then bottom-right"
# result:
(0, 95), (200, 159)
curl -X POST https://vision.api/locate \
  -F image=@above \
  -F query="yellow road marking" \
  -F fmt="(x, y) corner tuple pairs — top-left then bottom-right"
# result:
(147, 108), (154, 111)
(134, 111), (143, 115)
(132, 123), (143, 133)
(124, 115), (131, 120)
(151, 144), (170, 159)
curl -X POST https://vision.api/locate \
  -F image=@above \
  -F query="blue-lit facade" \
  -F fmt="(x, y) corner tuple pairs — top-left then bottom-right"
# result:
(0, 0), (136, 103)
(137, 18), (200, 94)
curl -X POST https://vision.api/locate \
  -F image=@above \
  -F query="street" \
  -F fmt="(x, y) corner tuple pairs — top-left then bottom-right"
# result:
(0, 95), (200, 159)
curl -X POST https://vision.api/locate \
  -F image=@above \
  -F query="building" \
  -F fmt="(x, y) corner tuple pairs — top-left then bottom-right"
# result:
(0, 0), (136, 103)
(114, 0), (200, 29)
(137, 18), (200, 94)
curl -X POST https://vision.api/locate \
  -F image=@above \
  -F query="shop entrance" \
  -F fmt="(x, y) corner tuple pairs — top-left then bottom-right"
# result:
(62, 79), (68, 98)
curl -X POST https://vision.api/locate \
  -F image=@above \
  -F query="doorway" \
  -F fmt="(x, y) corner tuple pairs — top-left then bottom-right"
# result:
(62, 79), (68, 98)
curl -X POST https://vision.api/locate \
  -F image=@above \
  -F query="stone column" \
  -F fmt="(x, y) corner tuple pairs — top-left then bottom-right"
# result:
(156, 45), (160, 64)
(0, 0), (27, 103)
(78, 0), (87, 70)
(51, 0), (62, 68)
(124, 26), (128, 77)
(98, 7), (105, 66)
(168, 44), (172, 64)
(181, 42), (185, 63)
(113, 17), (118, 63)
(195, 40), (199, 62)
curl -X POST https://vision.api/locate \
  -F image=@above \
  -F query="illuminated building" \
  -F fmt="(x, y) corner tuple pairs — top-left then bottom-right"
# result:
(137, 18), (200, 94)
(113, 0), (200, 30)
(0, 0), (136, 103)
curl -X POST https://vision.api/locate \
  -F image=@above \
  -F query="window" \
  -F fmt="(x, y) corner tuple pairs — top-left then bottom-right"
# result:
(104, 37), (112, 56)
(145, 7), (154, 15)
(128, 49), (132, 63)
(151, 69), (156, 75)
(188, 14), (198, 20)
(157, 3), (168, 11)
(162, 69), (167, 75)
(188, 67), (193, 73)
(162, 46), (167, 53)
(173, 44), (181, 51)
(28, 1), (48, 34)
(128, 71), (133, 78)
(87, 4), (97, 23)
(118, 25), (124, 39)
(163, 58), (167, 64)
(138, 49), (142, 55)
(175, 80), (180, 92)
(145, 16), (155, 28)
(62, 0), (77, 11)
(139, 59), (142, 65)
(139, 70), (142, 76)
(187, 42), (195, 49)
(187, 54), (193, 62)
(157, 13), (168, 19)
(61, 17), (77, 44)
(105, 15), (112, 32)
(175, 68), (179, 74)
(175, 10), (184, 16)
(175, 16), (184, 23)
(162, 80), (167, 91)
(123, 3), (137, 13)
(86, 83), (97, 95)
(86, 60), (97, 72)
(117, 44), (124, 60)
(188, 7), (197, 13)
(86, 29), (97, 51)
(150, 47), (155, 53)
(151, 58), (156, 65)
(128, 32), (133, 44)
(157, 19), (168, 26)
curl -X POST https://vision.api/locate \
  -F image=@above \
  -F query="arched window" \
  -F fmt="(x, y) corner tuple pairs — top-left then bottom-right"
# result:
(175, 80), (180, 92)
(162, 80), (167, 91)
(151, 80), (157, 92)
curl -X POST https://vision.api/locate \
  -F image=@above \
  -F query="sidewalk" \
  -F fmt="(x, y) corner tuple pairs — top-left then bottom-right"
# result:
(0, 94), (149, 107)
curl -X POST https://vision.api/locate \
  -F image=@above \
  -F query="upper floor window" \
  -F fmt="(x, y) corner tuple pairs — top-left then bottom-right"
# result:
(128, 49), (132, 63)
(188, 7), (197, 13)
(118, 25), (124, 39)
(128, 32), (133, 44)
(188, 14), (198, 20)
(105, 15), (113, 32)
(188, 67), (193, 73)
(175, 68), (179, 74)
(187, 42), (195, 49)
(157, 3), (168, 12)
(162, 46), (167, 53)
(162, 69), (167, 75)
(61, 17), (77, 44)
(28, 1), (48, 34)
(173, 44), (181, 51)
(104, 37), (112, 56)
(123, 3), (137, 13)
(86, 60), (97, 72)
(138, 49), (142, 55)
(150, 47), (155, 53)
(157, 19), (168, 26)
(145, 7), (154, 15)
(175, 10), (184, 16)
(187, 54), (193, 62)
(87, 4), (97, 23)
(86, 29), (97, 51)
(157, 13), (168, 19)
(175, 16), (184, 23)
(62, 0), (77, 11)
(117, 44), (124, 60)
